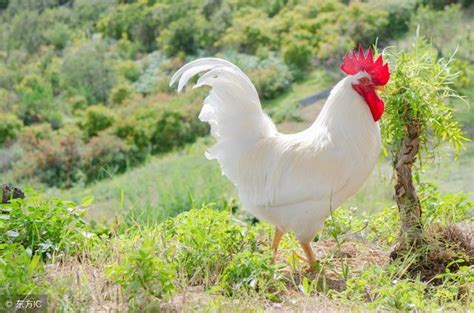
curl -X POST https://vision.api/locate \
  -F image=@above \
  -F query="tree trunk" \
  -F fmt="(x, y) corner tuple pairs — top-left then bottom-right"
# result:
(391, 122), (423, 258)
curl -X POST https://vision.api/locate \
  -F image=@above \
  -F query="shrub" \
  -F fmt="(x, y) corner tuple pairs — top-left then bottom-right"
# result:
(0, 88), (15, 112)
(97, 1), (161, 51)
(67, 95), (88, 112)
(268, 101), (302, 124)
(282, 36), (314, 77)
(18, 123), (53, 142)
(270, 0), (391, 66)
(81, 105), (116, 138)
(43, 22), (71, 50)
(17, 126), (85, 188)
(105, 239), (176, 309)
(115, 105), (208, 157)
(419, 183), (473, 226)
(381, 38), (467, 161)
(219, 52), (293, 100)
(43, 56), (63, 95)
(0, 244), (46, 302)
(142, 56), (179, 94)
(370, 0), (416, 39)
(157, 15), (203, 56)
(5, 0), (59, 14)
(0, 114), (22, 145)
(6, 11), (44, 53)
(114, 107), (158, 155)
(61, 41), (115, 104)
(248, 61), (293, 100)
(15, 74), (58, 126)
(82, 132), (131, 182)
(199, 3), (233, 52)
(5, 6), (73, 53)
(116, 34), (141, 59)
(74, 0), (116, 25)
(0, 191), (95, 259)
(342, 2), (389, 48)
(134, 51), (167, 95)
(218, 7), (275, 54)
(219, 250), (284, 300)
(116, 60), (141, 82)
(17, 124), (139, 187)
(151, 110), (196, 153)
(110, 81), (134, 105)
(159, 208), (256, 287)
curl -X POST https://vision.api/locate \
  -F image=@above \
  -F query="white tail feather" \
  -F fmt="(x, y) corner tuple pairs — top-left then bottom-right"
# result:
(170, 58), (277, 182)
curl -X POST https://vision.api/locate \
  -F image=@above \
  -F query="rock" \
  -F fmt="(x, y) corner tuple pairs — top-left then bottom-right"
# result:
(1, 184), (25, 204)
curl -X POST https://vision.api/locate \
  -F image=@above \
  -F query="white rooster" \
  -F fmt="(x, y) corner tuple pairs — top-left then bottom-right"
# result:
(170, 47), (390, 267)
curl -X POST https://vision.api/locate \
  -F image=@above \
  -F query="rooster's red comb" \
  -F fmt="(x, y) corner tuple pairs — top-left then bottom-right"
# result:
(341, 45), (390, 86)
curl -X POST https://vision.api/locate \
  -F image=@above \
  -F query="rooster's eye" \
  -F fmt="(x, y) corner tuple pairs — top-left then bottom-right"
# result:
(359, 77), (371, 85)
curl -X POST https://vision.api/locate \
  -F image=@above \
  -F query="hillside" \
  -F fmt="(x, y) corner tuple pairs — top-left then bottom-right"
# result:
(1, 0), (396, 189)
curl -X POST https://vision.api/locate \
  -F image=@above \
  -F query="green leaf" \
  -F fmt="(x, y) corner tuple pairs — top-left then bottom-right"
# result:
(80, 196), (95, 207)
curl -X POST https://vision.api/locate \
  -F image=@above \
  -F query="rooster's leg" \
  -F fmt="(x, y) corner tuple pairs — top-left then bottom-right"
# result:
(271, 228), (283, 263)
(299, 241), (316, 268)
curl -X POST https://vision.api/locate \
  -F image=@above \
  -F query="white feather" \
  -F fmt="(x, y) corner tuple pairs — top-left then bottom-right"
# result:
(171, 59), (381, 242)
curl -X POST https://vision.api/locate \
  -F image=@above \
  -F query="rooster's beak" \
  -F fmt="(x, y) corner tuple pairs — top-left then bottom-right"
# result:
(374, 85), (386, 93)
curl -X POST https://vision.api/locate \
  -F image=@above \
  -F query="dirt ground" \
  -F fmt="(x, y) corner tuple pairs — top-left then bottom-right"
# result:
(45, 237), (390, 312)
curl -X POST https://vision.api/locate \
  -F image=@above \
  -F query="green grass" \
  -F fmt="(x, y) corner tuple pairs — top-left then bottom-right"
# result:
(51, 137), (234, 223)
(2, 192), (471, 311)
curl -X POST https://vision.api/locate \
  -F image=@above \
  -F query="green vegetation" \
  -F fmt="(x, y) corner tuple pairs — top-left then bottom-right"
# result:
(0, 114), (22, 145)
(0, 192), (97, 304)
(0, 0), (473, 311)
(56, 138), (235, 222)
(0, 0), (406, 188)
(0, 191), (94, 259)
(1, 187), (471, 310)
(382, 39), (467, 156)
